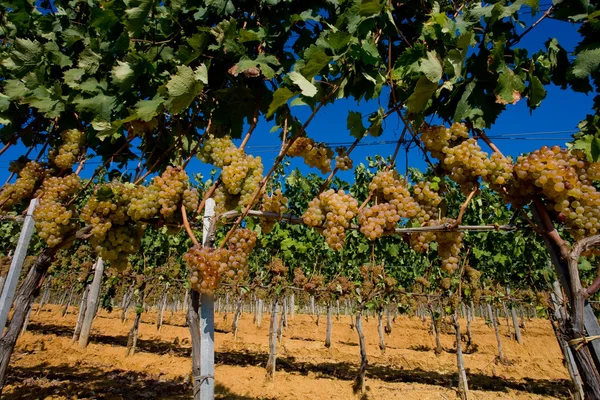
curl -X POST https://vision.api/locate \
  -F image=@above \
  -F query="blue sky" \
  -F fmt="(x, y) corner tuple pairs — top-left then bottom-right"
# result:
(0, 9), (593, 187)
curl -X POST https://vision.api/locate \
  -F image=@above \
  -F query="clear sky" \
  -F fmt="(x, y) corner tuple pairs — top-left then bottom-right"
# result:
(0, 8), (593, 187)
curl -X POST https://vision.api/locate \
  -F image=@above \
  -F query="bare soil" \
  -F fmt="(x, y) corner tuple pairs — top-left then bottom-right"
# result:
(3, 305), (572, 399)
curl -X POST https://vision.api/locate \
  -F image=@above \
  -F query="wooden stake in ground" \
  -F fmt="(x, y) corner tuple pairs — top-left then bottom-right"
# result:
(78, 257), (104, 349)
(325, 301), (333, 348)
(72, 285), (89, 343)
(0, 199), (38, 333)
(377, 309), (386, 352)
(353, 309), (368, 394)
(265, 296), (279, 379)
(126, 283), (146, 357)
(453, 314), (470, 400)
(487, 303), (506, 363)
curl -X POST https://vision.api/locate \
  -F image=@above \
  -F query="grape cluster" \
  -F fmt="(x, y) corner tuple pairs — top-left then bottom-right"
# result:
(513, 146), (600, 239)
(267, 257), (288, 285)
(462, 266), (482, 304)
(92, 225), (143, 272)
(0, 161), (45, 211)
(412, 180), (442, 220)
(335, 147), (353, 171)
(51, 129), (85, 169)
(287, 137), (333, 174)
(184, 247), (230, 295)
(81, 183), (132, 238)
(225, 228), (257, 283)
(260, 189), (288, 234)
(183, 188), (200, 212)
(293, 269), (325, 293)
(369, 170), (423, 219)
(408, 230), (436, 253)
(128, 166), (190, 220)
(302, 189), (358, 250)
(35, 174), (81, 247)
(199, 136), (264, 212)
(436, 219), (463, 273)
(421, 123), (513, 195)
(358, 203), (399, 240)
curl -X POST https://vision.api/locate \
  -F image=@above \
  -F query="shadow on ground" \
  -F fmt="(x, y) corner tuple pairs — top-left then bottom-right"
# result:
(21, 322), (572, 399)
(4, 363), (273, 399)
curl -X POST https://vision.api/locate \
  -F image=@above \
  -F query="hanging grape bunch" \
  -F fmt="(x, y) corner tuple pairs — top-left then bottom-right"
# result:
(287, 137), (333, 173)
(303, 189), (358, 250)
(199, 136), (264, 213)
(513, 146), (600, 239)
(93, 225), (143, 272)
(0, 161), (45, 211)
(435, 218), (464, 273)
(128, 166), (193, 221)
(185, 228), (257, 294)
(359, 170), (423, 240)
(49, 129), (85, 170)
(225, 228), (257, 283)
(34, 174), (81, 247)
(421, 123), (513, 195)
(260, 189), (288, 234)
(335, 147), (353, 171)
(81, 182), (132, 237)
(184, 247), (230, 295)
(266, 257), (288, 286)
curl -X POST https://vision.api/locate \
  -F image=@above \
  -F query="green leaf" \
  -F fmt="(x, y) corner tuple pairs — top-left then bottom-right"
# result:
(165, 65), (204, 114)
(357, 243), (369, 253)
(134, 95), (164, 122)
(527, 75), (546, 109)
(2, 38), (42, 74)
(74, 93), (116, 122)
(407, 75), (437, 114)
(235, 54), (279, 79)
(592, 137), (600, 162)
(347, 111), (366, 138)
(0, 94), (10, 112)
(367, 107), (384, 137)
(326, 31), (352, 52)
(494, 68), (525, 105)
(28, 87), (64, 118)
(420, 51), (443, 83)
(194, 64), (209, 84)
(126, 0), (153, 36)
(78, 48), (102, 74)
(3, 80), (28, 100)
(289, 72), (317, 97)
(44, 42), (73, 68)
(267, 87), (296, 118)
(111, 61), (135, 89)
(445, 49), (463, 78)
(572, 134), (594, 161)
(63, 68), (86, 89)
(359, 0), (384, 16)
(571, 47), (600, 79)
(299, 48), (332, 79)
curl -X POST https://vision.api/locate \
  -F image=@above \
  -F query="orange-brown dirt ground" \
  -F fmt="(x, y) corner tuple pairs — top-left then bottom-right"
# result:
(2, 304), (572, 399)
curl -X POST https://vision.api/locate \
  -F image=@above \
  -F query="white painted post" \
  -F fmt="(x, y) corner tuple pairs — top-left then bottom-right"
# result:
(200, 198), (215, 400)
(0, 199), (38, 334)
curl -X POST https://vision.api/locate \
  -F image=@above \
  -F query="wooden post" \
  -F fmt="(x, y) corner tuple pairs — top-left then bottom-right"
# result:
(354, 309), (367, 394)
(266, 297), (278, 378)
(325, 302), (332, 348)
(72, 286), (89, 343)
(157, 282), (169, 332)
(487, 303), (505, 363)
(454, 314), (470, 400)
(78, 258), (104, 349)
(0, 199), (38, 333)
(377, 309), (386, 352)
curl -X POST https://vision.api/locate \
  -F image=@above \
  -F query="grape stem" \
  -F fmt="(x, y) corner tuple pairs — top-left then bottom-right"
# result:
(181, 204), (200, 248)
(474, 128), (505, 158)
(358, 192), (373, 213)
(319, 134), (363, 191)
(218, 84), (342, 249)
(240, 92), (262, 151)
(450, 186), (479, 229)
(195, 178), (220, 216)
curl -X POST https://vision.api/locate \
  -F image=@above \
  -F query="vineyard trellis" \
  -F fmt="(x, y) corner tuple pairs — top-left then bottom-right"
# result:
(1, 0), (600, 399)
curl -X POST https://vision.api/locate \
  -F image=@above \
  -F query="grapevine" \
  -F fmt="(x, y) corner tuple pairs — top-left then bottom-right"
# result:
(260, 189), (288, 234)
(335, 147), (353, 171)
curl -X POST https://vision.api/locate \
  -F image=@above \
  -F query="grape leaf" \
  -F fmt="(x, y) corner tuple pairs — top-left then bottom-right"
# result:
(267, 87), (296, 118)
(571, 47), (600, 79)
(420, 51), (443, 83)
(407, 76), (437, 114)
(289, 72), (317, 97)
(347, 111), (365, 138)
(165, 65), (204, 114)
